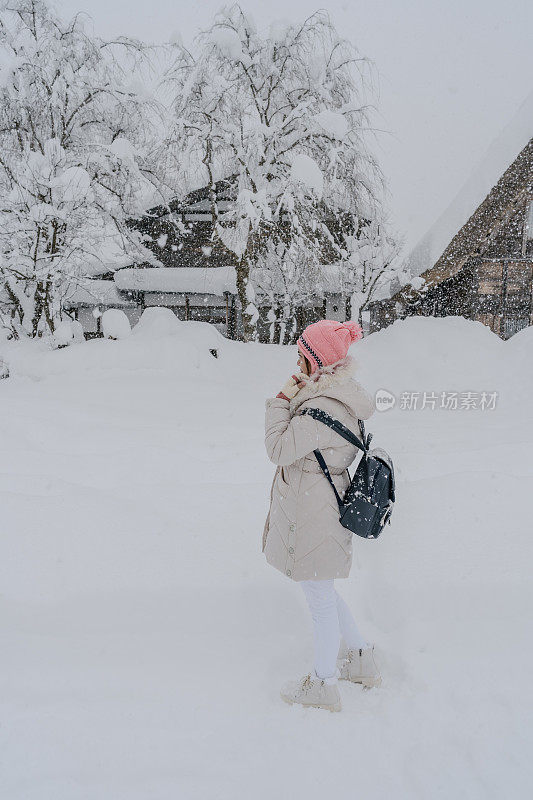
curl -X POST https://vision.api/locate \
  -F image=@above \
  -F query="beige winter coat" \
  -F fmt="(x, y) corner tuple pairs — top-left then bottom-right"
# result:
(262, 355), (375, 581)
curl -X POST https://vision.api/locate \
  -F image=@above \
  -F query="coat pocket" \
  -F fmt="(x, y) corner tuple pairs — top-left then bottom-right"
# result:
(277, 465), (291, 498)
(262, 469), (277, 552)
(262, 513), (270, 552)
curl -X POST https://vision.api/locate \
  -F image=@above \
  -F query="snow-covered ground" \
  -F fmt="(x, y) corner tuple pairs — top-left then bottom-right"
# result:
(1, 312), (532, 799)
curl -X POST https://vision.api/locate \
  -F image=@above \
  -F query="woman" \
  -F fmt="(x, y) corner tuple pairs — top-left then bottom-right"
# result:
(263, 319), (381, 712)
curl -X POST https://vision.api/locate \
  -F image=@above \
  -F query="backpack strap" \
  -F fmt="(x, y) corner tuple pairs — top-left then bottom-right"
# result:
(312, 448), (345, 511)
(299, 407), (369, 453)
(299, 407), (371, 511)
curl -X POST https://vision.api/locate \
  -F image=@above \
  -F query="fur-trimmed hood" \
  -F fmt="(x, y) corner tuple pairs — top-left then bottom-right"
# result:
(289, 354), (375, 419)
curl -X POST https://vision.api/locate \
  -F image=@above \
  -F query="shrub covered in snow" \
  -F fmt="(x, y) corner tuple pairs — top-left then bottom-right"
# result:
(71, 320), (85, 343)
(102, 309), (131, 340)
(53, 321), (74, 347)
(133, 307), (181, 338)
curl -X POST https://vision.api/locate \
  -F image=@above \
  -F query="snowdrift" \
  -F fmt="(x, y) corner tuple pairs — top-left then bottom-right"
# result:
(1, 314), (531, 799)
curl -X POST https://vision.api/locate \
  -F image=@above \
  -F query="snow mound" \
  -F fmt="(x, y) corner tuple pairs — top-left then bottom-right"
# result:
(356, 315), (508, 398)
(132, 307), (183, 338)
(169, 318), (227, 353)
(504, 321), (533, 354)
(102, 309), (131, 340)
(53, 320), (74, 347)
(0, 318), (233, 380)
(71, 320), (85, 343)
(132, 311), (227, 358)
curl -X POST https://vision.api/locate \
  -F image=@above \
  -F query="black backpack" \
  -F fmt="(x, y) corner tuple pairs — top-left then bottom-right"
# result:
(299, 407), (395, 540)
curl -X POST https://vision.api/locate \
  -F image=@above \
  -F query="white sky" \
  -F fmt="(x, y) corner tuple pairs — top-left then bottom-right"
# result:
(57, 0), (533, 252)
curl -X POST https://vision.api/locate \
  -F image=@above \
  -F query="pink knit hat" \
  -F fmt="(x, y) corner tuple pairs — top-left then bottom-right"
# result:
(297, 320), (363, 374)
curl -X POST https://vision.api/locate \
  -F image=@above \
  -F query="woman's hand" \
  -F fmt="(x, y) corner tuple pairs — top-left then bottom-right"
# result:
(276, 374), (306, 401)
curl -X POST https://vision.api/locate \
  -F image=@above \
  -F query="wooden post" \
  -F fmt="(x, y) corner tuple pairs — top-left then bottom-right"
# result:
(500, 260), (508, 338)
(227, 294), (237, 339)
(528, 262), (533, 325)
(295, 306), (305, 340)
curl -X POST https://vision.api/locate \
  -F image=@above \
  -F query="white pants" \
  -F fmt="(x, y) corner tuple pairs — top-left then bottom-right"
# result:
(300, 580), (368, 680)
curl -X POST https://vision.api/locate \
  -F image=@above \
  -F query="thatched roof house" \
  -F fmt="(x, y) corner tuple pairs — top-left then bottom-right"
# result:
(370, 93), (533, 339)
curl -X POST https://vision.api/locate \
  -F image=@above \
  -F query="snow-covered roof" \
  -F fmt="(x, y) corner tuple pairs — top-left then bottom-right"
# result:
(114, 266), (238, 295)
(406, 90), (533, 279)
(63, 280), (136, 308)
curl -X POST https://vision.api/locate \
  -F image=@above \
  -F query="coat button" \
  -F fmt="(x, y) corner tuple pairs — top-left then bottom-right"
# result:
(288, 546), (294, 554)
(289, 523), (296, 531)
(286, 569), (292, 577)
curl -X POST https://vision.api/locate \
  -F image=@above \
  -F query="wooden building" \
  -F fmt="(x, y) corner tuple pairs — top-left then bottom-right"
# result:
(114, 266), (239, 336)
(62, 280), (140, 336)
(63, 268), (238, 337)
(66, 178), (359, 340)
(369, 119), (533, 340)
(65, 263), (356, 340)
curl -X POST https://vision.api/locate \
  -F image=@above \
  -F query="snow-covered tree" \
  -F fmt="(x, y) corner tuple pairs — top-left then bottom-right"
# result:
(167, 5), (386, 342)
(251, 237), (320, 343)
(0, 0), (173, 337)
(340, 218), (405, 324)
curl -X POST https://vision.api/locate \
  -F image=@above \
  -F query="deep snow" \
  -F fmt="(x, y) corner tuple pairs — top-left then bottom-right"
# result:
(1, 314), (532, 799)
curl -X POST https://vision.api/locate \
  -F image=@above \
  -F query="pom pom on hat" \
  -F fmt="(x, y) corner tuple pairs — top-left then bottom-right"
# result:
(343, 321), (363, 343)
(297, 319), (364, 374)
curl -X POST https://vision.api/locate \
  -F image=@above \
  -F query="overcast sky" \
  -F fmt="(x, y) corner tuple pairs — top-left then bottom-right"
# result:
(57, 0), (533, 252)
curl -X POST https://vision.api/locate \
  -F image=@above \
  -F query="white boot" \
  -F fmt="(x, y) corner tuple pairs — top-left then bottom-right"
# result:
(337, 645), (382, 688)
(280, 672), (342, 712)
